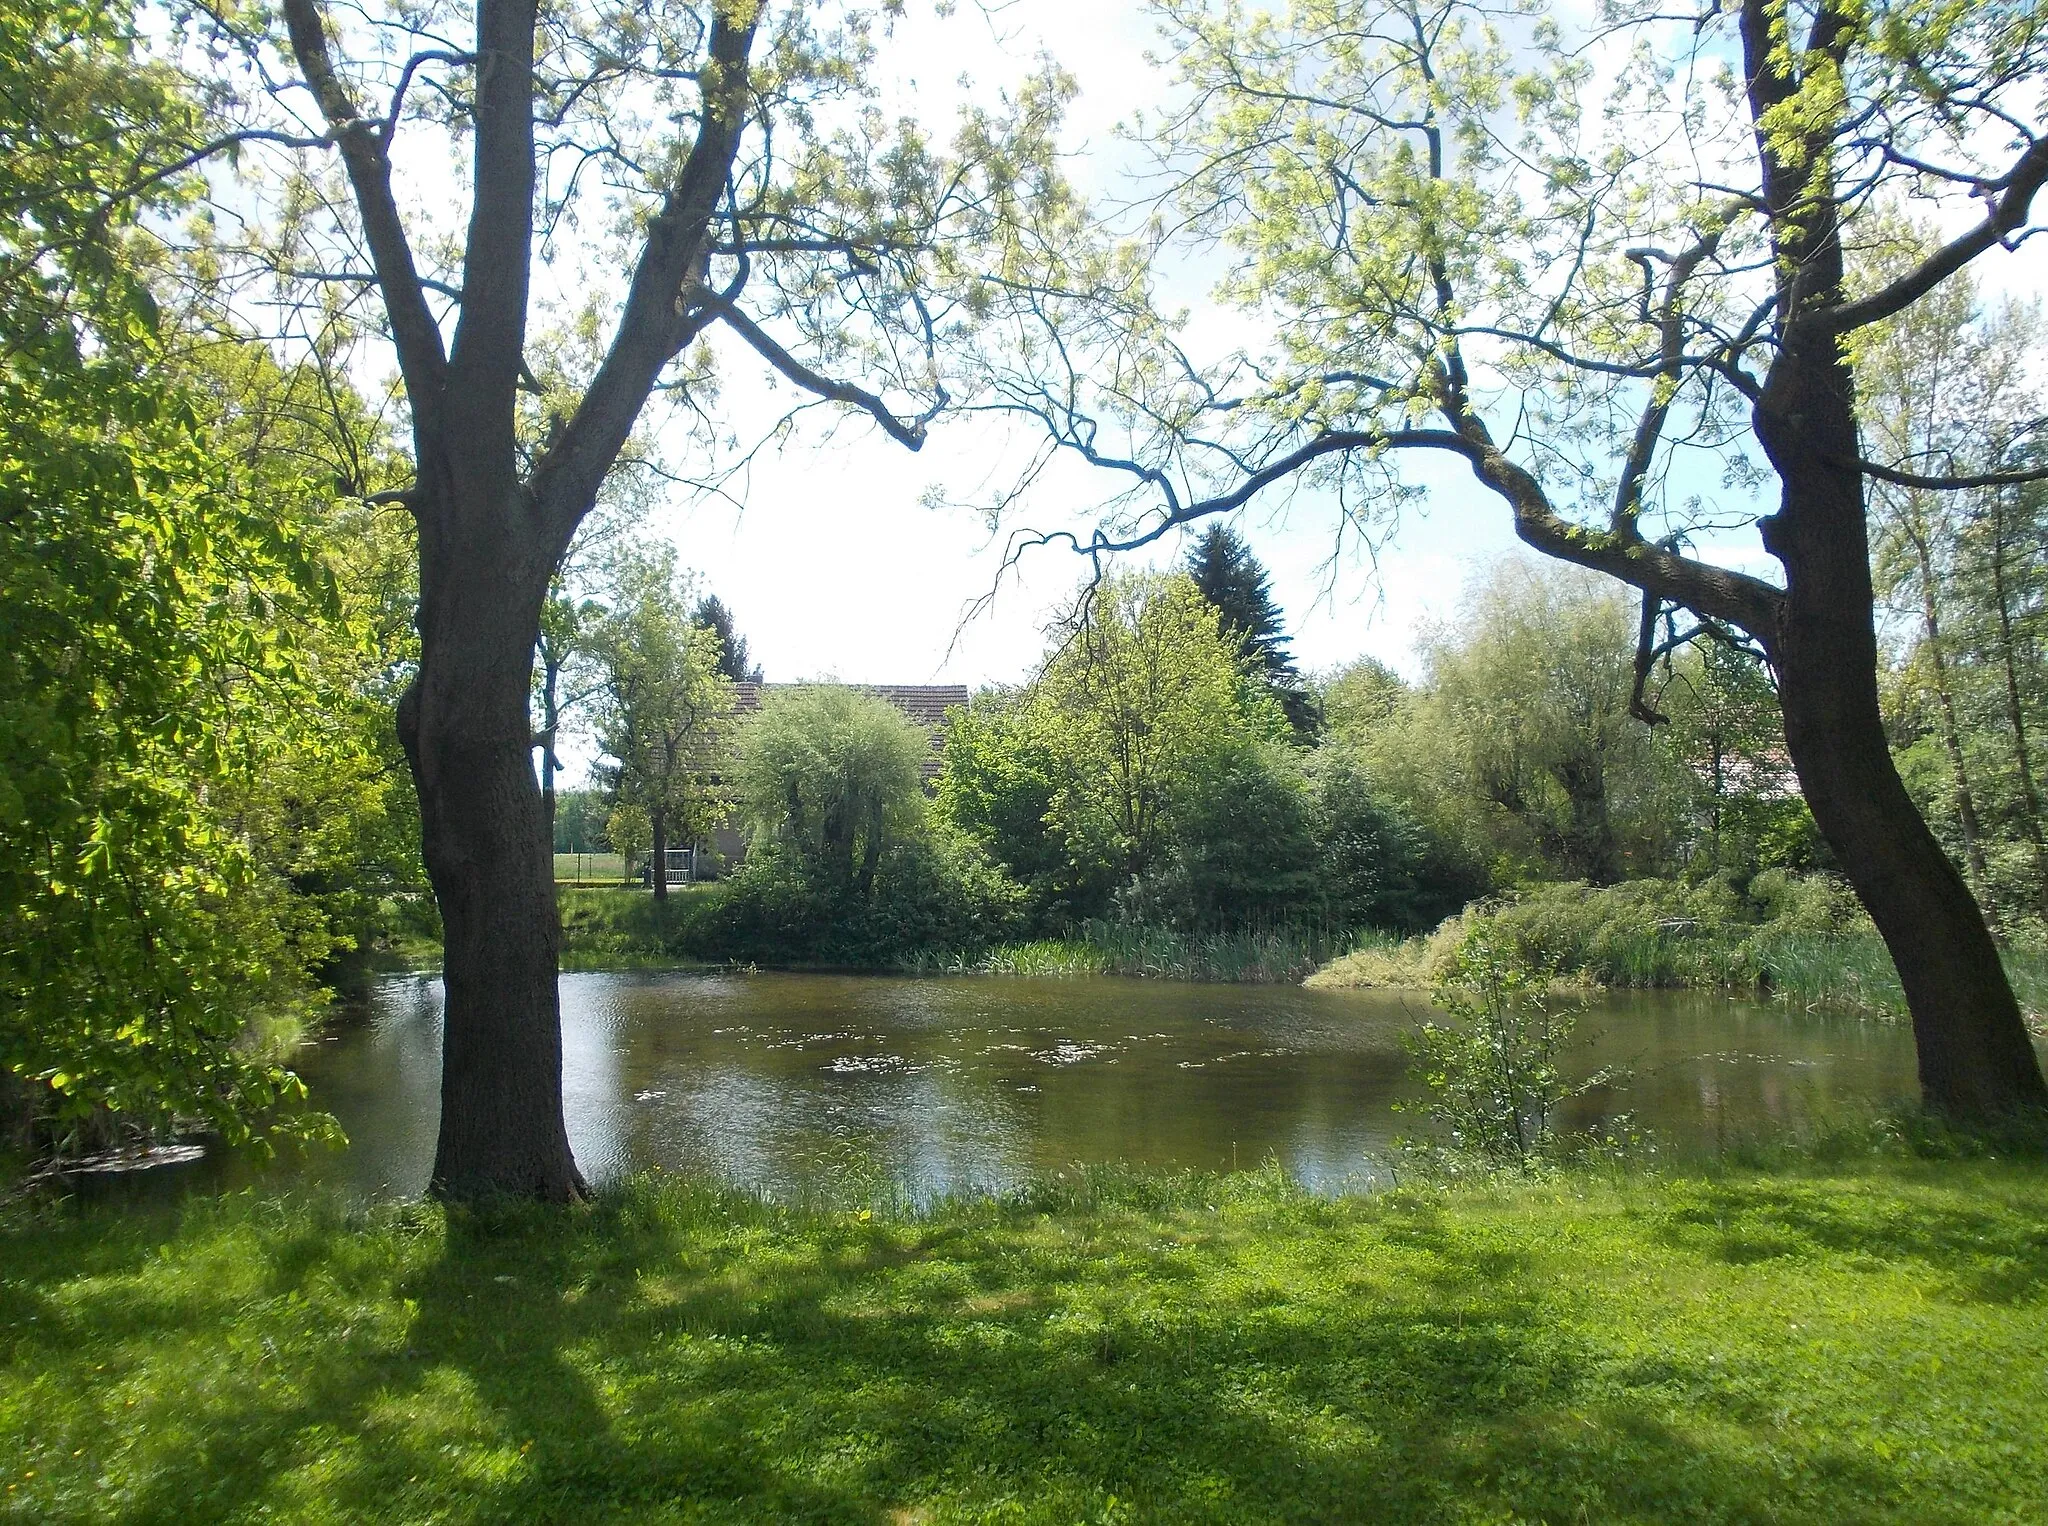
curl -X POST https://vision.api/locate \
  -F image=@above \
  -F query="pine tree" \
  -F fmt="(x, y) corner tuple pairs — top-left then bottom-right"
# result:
(691, 595), (763, 683)
(1184, 524), (1314, 731)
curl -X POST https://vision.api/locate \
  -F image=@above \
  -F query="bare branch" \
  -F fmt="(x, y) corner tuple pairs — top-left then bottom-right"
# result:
(1860, 458), (2048, 492)
(711, 300), (940, 452)
(1821, 136), (2048, 334)
(528, 7), (758, 544)
(279, 0), (448, 432)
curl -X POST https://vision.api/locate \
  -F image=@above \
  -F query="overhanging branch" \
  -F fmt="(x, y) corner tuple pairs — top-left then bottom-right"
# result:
(712, 301), (942, 452)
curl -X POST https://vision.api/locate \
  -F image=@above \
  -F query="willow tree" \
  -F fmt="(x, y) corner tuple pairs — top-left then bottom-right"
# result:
(175, 0), (1070, 1197)
(989, 0), (2048, 1117)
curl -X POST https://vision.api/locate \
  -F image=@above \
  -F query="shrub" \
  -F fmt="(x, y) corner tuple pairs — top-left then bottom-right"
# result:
(1402, 925), (1599, 1165)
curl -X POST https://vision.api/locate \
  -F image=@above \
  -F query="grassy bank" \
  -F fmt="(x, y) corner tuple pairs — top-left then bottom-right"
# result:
(552, 887), (1347, 982)
(555, 884), (723, 970)
(907, 920), (1353, 983)
(1309, 878), (2048, 1024)
(5, 1155), (2048, 1523)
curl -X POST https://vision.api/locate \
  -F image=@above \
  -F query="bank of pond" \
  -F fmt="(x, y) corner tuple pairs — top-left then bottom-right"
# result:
(551, 876), (2048, 1029)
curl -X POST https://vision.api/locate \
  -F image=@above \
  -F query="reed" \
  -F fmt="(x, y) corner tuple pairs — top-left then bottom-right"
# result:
(1306, 877), (2048, 1025)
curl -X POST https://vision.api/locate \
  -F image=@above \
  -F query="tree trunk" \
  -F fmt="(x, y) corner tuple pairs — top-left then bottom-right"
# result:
(400, 507), (587, 1203)
(1755, 340), (2046, 1119)
(1556, 753), (1621, 885)
(650, 806), (669, 903)
(538, 652), (562, 837)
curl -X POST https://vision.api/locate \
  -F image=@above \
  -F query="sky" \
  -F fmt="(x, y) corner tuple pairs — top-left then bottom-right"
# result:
(629, 0), (1531, 692)
(250, 0), (2043, 705)
(623, 0), (2045, 695)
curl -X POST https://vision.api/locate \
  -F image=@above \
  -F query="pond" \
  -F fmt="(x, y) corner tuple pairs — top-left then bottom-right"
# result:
(251, 970), (1936, 1201)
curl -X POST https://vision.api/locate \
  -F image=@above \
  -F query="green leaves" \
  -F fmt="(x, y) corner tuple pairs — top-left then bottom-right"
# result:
(1, 0), (418, 1159)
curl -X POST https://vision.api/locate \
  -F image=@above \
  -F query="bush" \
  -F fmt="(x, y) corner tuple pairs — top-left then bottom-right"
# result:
(1308, 745), (1484, 932)
(712, 829), (1026, 966)
(1402, 925), (1597, 1164)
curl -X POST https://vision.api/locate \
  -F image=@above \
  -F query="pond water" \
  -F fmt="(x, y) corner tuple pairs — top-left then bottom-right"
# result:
(251, 970), (1934, 1200)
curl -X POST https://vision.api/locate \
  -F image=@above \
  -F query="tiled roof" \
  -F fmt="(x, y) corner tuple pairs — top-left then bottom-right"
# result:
(728, 683), (970, 780)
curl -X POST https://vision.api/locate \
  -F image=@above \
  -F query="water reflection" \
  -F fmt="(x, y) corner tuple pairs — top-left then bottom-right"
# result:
(267, 971), (1941, 1201)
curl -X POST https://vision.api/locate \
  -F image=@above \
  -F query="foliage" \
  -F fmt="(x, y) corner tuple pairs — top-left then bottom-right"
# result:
(604, 804), (650, 864)
(1859, 264), (2048, 928)
(1121, 737), (1324, 930)
(1041, 573), (1289, 887)
(1306, 744), (1482, 933)
(591, 546), (735, 889)
(712, 827), (1027, 967)
(551, 789), (610, 854)
(734, 687), (931, 896)
(691, 594), (763, 685)
(944, 573), (1315, 930)
(0, 0), (412, 1157)
(1311, 873), (2048, 1025)
(1403, 926), (1590, 1165)
(1650, 638), (1820, 878)
(936, 691), (1099, 924)
(1317, 656), (1409, 743)
(719, 687), (1025, 963)
(8, 1159), (2048, 1520)
(1425, 564), (1689, 885)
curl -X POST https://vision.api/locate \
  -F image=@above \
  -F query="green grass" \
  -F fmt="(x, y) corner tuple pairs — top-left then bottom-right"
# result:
(554, 852), (631, 885)
(555, 885), (723, 969)
(6, 1155), (2048, 1523)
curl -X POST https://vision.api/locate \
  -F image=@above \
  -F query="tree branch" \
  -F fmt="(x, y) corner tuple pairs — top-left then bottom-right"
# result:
(279, 0), (448, 436)
(445, 0), (538, 475)
(712, 300), (940, 451)
(529, 8), (758, 545)
(1860, 457), (2048, 492)
(1821, 135), (2048, 334)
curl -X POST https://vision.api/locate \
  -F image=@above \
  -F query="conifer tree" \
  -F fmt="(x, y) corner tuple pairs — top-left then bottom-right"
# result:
(691, 596), (763, 684)
(1184, 525), (1314, 731)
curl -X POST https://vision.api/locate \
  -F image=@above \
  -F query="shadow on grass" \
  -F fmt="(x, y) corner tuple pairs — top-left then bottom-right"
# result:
(1, 1177), (2019, 1524)
(1649, 1175), (2048, 1302)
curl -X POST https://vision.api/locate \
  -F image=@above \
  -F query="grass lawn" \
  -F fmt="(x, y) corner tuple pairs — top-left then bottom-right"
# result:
(4, 1158), (2047, 1523)
(554, 852), (631, 886)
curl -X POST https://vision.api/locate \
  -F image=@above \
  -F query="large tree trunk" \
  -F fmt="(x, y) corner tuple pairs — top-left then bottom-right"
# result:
(1555, 754), (1621, 885)
(650, 807), (669, 904)
(401, 508), (587, 1202)
(1756, 339), (2046, 1119)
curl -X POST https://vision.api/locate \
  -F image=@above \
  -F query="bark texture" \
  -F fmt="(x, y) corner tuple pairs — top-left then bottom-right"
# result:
(401, 512), (585, 1199)
(284, 0), (759, 1198)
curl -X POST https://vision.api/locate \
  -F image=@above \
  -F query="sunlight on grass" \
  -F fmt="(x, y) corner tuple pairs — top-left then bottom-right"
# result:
(5, 1156), (2048, 1523)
